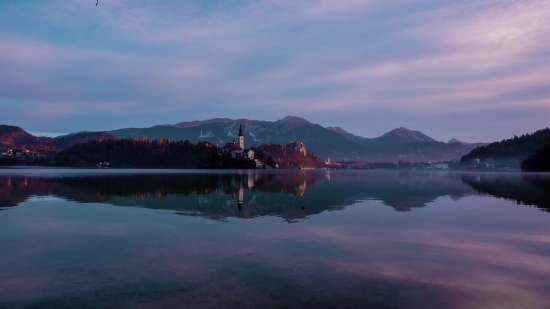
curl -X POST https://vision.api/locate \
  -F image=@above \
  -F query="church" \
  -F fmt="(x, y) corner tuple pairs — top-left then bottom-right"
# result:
(222, 124), (254, 160)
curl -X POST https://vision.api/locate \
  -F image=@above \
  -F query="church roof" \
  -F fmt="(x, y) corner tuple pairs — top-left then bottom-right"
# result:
(222, 143), (242, 151)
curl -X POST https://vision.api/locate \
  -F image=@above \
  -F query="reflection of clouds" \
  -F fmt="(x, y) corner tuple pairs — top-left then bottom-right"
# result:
(280, 225), (550, 309)
(496, 232), (550, 244)
(0, 275), (51, 302)
(16, 216), (133, 237)
(233, 195), (550, 308)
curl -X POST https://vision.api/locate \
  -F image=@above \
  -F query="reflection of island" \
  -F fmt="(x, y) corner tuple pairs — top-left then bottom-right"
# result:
(1, 171), (549, 220)
(0, 173), (324, 222)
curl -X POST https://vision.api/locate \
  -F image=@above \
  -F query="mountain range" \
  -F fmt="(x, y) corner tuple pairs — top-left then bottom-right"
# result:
(1, 116), (487, 162)
(108, 116), (485, 162)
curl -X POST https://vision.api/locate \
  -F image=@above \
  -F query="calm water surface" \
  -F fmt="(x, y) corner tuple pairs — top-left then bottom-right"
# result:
(0, 169), (549, 309)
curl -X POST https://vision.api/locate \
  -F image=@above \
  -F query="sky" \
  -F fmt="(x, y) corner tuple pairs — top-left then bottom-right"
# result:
(0, 0), (548, 142)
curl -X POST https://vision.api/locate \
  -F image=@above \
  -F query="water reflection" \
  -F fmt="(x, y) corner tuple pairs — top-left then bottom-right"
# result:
(461, 173), (550, 212)
(1, 171), (549, 219)
(1, 170), (550, 309)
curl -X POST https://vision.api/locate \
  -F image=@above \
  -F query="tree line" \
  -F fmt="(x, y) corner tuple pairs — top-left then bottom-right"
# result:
(461, 128), (550, 162)
(521, 135), (550, 171)
(54, 138), (221, 168)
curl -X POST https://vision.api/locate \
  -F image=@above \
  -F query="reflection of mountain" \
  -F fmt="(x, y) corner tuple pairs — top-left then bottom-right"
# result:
(461, 174), (550, 212)
(1, 172), (549, 219)
(309, 172), (476, 212)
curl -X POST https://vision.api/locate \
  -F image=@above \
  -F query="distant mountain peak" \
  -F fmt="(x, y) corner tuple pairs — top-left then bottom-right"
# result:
(382, 127), (436, 142)
(388, 127), (413, 136)
(277, 116), (313, 125)
(168, 118), (233, 128)
(447, 138), (468, 145)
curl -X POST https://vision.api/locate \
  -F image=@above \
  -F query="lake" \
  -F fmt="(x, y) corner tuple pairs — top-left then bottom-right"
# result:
(1, 169), (549, 309)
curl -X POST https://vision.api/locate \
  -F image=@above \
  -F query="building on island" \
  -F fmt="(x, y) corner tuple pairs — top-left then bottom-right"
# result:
(222, 124), (255, 161)
(222, 140), (243, 159)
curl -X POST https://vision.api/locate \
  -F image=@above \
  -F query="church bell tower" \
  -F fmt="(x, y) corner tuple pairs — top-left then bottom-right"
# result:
(238, 124), (244, 150)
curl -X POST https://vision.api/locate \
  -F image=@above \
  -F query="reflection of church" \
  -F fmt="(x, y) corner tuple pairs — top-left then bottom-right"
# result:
(222, 124), (254, 160)
(294, 180), (307, 197)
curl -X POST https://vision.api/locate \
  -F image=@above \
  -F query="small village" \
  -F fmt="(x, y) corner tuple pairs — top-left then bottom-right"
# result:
(1, 149), (46, 159)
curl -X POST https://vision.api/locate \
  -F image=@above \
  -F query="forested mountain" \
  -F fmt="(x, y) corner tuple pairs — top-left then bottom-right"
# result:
(522, 135), (550, 171)
(461, 128), (550, 163)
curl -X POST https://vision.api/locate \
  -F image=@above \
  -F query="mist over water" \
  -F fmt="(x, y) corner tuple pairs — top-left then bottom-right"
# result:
(1, 169), (549, 309)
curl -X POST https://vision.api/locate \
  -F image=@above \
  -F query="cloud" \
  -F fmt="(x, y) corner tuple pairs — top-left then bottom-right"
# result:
(0, 0), (548, 140)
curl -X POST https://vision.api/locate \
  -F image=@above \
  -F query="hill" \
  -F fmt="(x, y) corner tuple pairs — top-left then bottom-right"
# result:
(0, 125), (119, 152)
(460, 128), (550, 165)
(0, 125), (54, 148)
(251, 142), (326, 169)
(49, 132), (118, 150)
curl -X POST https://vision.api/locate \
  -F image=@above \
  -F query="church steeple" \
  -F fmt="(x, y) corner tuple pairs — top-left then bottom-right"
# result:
(238, 124), (244, 150)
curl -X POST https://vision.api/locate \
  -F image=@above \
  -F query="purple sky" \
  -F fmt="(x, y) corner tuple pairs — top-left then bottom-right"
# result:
(0, 0), (548, 142)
